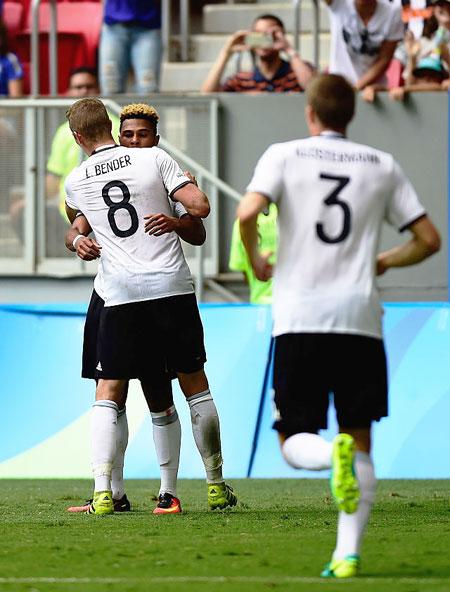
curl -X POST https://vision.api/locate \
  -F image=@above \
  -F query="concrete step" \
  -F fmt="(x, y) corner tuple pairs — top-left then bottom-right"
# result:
(176, 32), (330, 64)
(203, 3), (329, 34)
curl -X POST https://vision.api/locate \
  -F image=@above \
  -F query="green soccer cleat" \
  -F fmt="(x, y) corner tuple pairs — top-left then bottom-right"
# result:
(207, 482), (237, 510)
(330, 433), (360, 514)
(86, 490), (114, 515)
(321, 554), (360, 578)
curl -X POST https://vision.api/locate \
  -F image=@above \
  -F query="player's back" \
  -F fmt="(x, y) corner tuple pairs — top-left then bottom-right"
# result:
(248, 133), (424, 338)
(65, 145), (193, 306)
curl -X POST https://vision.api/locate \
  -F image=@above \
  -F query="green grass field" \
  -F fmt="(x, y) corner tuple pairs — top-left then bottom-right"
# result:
(0, 479), (449, 592)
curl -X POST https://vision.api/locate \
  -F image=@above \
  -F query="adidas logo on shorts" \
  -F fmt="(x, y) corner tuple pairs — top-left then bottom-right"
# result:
(96, 361), (102, 371)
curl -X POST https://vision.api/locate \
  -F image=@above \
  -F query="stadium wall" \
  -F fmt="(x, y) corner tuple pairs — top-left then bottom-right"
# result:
(0, 303), (449, 480)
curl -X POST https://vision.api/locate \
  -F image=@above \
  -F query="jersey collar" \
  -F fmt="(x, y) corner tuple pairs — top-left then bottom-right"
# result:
(319, 131), (346, 139)
(90, 144), (118, 156)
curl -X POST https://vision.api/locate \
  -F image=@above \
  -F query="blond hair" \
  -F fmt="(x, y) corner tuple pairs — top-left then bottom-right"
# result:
(66, 98), (111, 142)
(119, 103), (159, 131)
(306, 74), (355, 131)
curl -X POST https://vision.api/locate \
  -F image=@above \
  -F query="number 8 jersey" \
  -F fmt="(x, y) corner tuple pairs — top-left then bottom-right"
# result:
(65, 145), (194, 307)
(246, 133), (426, 339)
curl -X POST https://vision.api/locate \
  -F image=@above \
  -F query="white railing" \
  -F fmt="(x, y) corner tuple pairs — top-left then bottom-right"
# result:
(293, 0), (321, 69)
(0, 98), (241, 301)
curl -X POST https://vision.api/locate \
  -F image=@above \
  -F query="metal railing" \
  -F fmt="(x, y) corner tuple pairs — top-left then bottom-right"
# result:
(293, 0), (321, 69)
(162, 0), (190, 62)
(0, 98), (242, 301)
(31, 0), (59, 96)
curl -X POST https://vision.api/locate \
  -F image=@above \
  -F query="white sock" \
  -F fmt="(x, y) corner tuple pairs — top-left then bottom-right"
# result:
(151, 405), (181, 497)
(91, 400), (118, 492)
(111, 406), (128, 500)
(282, 433), (332, 470)
(187, 390), (223, 484)
(333, 451), (377, 559)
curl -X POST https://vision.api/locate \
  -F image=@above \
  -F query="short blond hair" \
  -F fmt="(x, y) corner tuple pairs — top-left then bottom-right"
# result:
(66, 98), (111, 142)
(119, 103), (159, 131)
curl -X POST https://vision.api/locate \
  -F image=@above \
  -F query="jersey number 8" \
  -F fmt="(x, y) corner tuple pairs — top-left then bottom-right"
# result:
(102, 180), (139, 238)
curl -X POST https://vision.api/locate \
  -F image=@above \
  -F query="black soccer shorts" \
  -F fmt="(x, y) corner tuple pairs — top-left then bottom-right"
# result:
(272, 332), (388, 437)
(95, 292), (206, 381)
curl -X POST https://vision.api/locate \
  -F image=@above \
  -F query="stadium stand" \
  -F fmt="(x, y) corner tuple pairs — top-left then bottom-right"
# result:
(3, 0), (406, 93)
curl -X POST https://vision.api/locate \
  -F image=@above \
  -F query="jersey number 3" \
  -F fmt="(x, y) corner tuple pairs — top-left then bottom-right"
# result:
(316, 173), (351, 244)
(102, 180), (139, 238)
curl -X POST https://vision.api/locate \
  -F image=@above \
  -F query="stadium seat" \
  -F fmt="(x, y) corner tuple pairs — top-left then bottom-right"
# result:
(3, 2), (24, 37)
(24, 2), (102, 64)
(386, 58), (404, 89)
(14, 31), (87, 94)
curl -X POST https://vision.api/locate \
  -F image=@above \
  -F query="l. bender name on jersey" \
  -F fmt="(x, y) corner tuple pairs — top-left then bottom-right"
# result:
(85, 154), (132, 178)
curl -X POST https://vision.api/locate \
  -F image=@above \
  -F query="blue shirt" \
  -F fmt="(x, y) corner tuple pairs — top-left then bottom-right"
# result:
(104, 0), (161, 29)
(0, 53), (23, 95)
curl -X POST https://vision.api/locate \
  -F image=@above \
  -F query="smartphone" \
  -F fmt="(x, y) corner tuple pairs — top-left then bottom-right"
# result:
(244, 32), (273, 48)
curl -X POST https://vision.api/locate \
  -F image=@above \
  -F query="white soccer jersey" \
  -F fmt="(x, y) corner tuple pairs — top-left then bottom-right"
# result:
(328, 0), (404, 86)
(247, 133), (426, 339)
(66, 145), (194, 306)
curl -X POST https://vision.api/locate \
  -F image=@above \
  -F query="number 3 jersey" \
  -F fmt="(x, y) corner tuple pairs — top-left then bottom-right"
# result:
(246, 134), (426, 339)
(65, 145), (194, 307)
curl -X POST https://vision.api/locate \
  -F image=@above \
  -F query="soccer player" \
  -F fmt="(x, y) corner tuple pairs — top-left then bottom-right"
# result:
(64, 98), (237, 515)
(238, 73), (440, 578)
(66, 103), (205, 515)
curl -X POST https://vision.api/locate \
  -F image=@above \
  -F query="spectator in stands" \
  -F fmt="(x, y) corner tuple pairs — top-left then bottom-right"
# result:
(323, 0), (404, 91)
(229, 204), (277, 304)
(390, 54), (448, 100)
(99, 0), (162, 94)
(201, 14), (314, 93)
(0, 17), (23, 97)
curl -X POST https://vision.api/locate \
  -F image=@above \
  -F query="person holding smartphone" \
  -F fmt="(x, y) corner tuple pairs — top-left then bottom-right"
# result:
(201, 14), (315, 93)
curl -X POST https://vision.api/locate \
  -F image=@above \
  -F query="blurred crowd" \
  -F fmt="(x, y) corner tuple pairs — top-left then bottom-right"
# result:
(0, 0), (449, 99)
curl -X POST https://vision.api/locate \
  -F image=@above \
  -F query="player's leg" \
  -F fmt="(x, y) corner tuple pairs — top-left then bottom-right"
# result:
(110, 382), (131, 511)
(88, 378), (128, 515)
(87, 301), (141, 514)
(321, 335), (387, 578)
(275, 334), (333, 469)
(141, 378), (182, 514)
(176, 368), (237, 510)
(160, 293), (236, 510)
(68, 291), (132, 513)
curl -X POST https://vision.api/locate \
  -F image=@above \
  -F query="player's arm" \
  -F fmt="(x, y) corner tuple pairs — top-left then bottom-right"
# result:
(237, 191), (272, 281)
(65, 214), (102, 261)
(355, 40), (398, 91)
(376, 216), (441, 275)
(172, 183), (210, 218)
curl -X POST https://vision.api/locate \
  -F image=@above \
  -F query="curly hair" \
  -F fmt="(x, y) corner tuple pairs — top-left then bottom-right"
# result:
(119, 103), (159, 131)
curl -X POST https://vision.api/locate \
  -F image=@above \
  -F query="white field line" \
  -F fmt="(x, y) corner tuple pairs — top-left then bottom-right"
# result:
(0, 576), (449, 585)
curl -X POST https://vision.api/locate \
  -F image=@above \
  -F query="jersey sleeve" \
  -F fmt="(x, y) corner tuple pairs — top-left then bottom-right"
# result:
(156, 149), (192, 198)
(173, 201), (188, 218)
(246, 144), (285, 203)
(386, 160), (426, 231)
(387, 9), (404, 41)
(64, 175), (78, 211)
(228, 218), (247, 272)
(327, 0), (346, 14)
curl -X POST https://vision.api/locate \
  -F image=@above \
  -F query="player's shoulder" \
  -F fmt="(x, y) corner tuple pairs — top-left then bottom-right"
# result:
(345, 138), (395, 165)
(263, 138), (306, 158)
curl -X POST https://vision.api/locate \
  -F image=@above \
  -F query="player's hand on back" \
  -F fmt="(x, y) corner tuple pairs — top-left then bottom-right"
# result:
(75, 237), (102, 261)
(144, 213), (180, 237)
